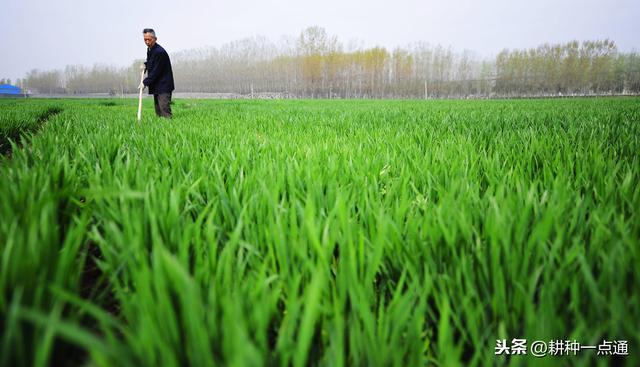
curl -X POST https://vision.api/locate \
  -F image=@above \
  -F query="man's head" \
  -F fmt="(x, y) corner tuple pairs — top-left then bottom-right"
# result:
(143, 28), (157, 48)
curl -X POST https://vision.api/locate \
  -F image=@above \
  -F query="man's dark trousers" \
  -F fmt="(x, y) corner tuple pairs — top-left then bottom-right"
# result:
(154, 93), (172, 118)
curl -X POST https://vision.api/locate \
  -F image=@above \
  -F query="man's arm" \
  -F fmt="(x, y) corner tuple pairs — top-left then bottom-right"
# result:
(143, 51), (167, 87)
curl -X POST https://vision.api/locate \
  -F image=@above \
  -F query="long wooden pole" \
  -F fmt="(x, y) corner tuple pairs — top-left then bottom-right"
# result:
(137, 66), (145, 122)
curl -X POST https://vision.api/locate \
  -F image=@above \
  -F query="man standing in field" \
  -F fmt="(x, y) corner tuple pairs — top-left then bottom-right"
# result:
(139, 28), (175, 118)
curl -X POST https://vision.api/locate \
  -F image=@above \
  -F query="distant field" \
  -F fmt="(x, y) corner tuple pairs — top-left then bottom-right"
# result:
(1, 98), (639, 366)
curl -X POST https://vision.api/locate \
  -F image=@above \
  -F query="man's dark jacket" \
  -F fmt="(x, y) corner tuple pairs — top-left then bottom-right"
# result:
(144, 43), (175, 94)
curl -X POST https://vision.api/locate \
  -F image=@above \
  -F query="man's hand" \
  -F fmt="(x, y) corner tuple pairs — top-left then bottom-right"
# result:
(138, 82), (145, 90)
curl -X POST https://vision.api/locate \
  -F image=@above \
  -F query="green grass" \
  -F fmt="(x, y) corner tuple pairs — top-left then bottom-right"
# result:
(1, 97), (639, 366)
(0, 100), (62, 155)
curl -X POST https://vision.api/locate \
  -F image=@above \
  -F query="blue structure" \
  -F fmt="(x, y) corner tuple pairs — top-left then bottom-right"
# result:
(0, 84), (24, 97)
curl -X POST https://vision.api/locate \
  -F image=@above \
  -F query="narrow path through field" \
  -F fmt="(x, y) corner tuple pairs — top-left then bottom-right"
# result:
(0, 106), (63, 156)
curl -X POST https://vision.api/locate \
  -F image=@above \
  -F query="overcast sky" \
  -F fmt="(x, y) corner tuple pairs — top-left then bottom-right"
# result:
(1, 0), (638, 81)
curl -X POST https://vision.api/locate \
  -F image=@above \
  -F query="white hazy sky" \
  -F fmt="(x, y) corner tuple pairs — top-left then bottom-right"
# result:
(1, 0), (638, 81)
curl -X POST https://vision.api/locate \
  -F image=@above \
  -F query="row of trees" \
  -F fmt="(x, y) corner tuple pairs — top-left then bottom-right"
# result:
(495, 40), (640, 96)
(13, 27), (640, 98)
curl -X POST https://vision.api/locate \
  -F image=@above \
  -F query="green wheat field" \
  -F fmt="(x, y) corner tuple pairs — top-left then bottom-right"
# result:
(1, 97), (639, 366)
